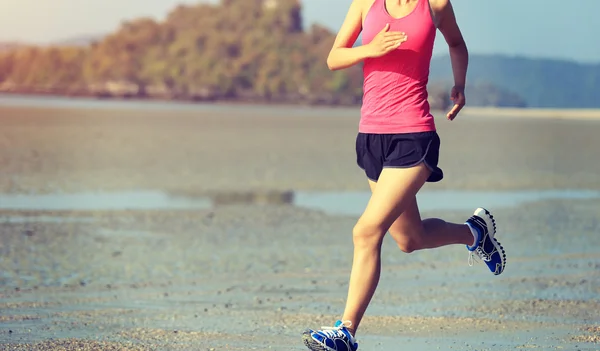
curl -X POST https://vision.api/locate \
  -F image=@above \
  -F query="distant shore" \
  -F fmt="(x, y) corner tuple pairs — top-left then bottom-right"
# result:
(0, 87), (365, 107)
(461, 106), (600, 120)
(1, 92), (600, 122)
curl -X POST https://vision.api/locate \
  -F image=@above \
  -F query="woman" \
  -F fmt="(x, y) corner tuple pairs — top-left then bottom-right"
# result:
(302, 0), (506, 350)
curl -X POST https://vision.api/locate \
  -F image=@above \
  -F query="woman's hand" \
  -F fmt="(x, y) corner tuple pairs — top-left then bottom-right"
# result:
(447, 85), (465, 120)
(367, 24), (407, 58)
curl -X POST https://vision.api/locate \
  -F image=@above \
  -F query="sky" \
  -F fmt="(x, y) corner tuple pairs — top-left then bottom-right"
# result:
(0, 0), (598, 63)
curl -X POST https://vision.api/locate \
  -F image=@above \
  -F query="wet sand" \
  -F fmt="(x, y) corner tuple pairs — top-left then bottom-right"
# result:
(0, 103), (599, 350)
(1, 104), (600, 193)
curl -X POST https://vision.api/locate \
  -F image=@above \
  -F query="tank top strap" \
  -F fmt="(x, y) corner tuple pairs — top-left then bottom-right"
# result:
(416, 0), (431, 15)
(372, 0), (385, 13)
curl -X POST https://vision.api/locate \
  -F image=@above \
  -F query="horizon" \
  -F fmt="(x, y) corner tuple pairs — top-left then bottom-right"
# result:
(0, 0), (599, 64)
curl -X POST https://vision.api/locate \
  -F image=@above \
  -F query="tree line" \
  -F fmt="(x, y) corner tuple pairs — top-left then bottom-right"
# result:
(0, 0), (527, 108)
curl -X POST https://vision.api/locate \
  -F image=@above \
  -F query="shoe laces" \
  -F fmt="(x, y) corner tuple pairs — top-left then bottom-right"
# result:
(469, 245), (491, 266)
(320, 320), (353, 339)
(468, 251), (480, 267)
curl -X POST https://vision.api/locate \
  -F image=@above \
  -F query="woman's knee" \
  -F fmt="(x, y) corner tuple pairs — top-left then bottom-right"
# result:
(390, 230), (424, 253)
(352, 221), (386, 248)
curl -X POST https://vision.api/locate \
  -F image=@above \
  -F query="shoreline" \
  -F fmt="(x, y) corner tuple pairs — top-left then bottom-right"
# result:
(2, 93), (600, 120)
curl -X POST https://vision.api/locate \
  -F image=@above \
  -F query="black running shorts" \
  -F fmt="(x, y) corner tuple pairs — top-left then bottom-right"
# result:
(355, 131), (444, 182)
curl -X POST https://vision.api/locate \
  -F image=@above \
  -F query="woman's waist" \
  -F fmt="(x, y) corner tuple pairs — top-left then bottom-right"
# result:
(362, 84), (430, 108)
(358, 112), (436, 134)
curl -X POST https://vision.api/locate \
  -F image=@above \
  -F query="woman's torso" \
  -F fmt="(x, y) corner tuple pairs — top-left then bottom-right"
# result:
(359, 0), (437, 134)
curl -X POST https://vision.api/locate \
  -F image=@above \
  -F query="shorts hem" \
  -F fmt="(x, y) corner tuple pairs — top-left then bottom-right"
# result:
(357, 162), (379, 182)
(381, 137), (443, 182)
(382, 162), (443, 183)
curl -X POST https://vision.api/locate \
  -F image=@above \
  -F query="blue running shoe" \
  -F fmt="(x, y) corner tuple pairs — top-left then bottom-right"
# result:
(302, 320), (358, 351)
(466, 208), (506, 275)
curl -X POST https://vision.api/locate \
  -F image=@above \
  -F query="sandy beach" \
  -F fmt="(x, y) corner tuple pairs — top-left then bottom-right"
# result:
(0, 100), (599, 350)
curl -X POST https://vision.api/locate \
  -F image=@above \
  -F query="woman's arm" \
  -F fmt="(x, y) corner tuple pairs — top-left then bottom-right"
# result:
(326, 0), (369, 71)
(327, 0), (406, 71)
(431, 0), (468, 120)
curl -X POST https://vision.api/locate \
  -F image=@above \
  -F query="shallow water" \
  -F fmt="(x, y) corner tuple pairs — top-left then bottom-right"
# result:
(0, 191), (211, 211)
(295, 189), (600, 215)
(1, 189), (599, 214)
(1, 215), (96, 224)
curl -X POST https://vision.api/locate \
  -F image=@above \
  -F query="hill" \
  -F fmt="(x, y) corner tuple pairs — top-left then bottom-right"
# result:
(429, 55), (600, 108)
(0, 0), (597, 108)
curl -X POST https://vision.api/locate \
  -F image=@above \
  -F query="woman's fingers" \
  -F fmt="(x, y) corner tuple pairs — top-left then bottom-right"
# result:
(384, 36), (407, 46)
(384, 33), (407, 41)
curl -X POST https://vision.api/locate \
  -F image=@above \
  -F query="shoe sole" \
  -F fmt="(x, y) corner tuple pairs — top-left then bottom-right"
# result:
(302, 332), (334, 351)
(474, 207), (506, 275)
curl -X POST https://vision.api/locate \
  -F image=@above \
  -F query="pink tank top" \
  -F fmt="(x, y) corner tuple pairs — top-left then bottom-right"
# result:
(360, 0), (437, 134)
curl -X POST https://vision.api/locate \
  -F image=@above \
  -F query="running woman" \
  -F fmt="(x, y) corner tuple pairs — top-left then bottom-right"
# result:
(302, 0), (506, 350)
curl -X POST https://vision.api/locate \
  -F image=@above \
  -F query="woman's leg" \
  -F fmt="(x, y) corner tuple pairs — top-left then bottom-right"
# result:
(369, 181), (475, 253)
(340, 163), (432, 334)
(382, 195), (506, 274)
(303, 169), (506, 351)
